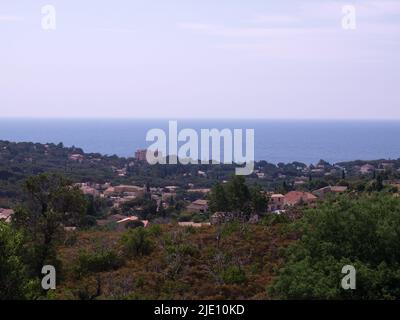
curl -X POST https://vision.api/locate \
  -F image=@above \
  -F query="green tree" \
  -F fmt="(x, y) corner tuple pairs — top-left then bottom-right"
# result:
(13, 173), (87, 273)
(250, 185), (267, 214)
(209, 183), (228, 212)
(120, 228), (153, 257)
(209, 176), (265, 218)
(0, 222), (32, 300)
(226, 175), (251, 214)
(269, 193), (400, 299)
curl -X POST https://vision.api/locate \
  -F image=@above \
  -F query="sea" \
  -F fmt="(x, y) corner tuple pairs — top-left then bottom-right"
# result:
(1, 119), (400, 165)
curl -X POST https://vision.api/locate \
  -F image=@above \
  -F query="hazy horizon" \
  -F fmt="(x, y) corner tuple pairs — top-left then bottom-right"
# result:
(1, 0), (400, 119)
(2, 117), (400, 121)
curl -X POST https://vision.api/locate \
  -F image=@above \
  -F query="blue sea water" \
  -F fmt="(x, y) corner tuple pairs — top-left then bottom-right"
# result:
(0, 119), (400, 165)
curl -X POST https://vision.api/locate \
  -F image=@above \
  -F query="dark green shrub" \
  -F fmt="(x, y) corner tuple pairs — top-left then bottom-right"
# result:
(76, 249), (123, 275)
(221, 266), (247, 284)
(120, 228), (153, 257)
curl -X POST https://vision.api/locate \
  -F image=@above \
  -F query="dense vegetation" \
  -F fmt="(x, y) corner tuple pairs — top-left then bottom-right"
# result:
(2, 171), (400, 300)
(2, 140), (400, 300)
(269, 193), (400, 299)
(2, 139), (399, 207)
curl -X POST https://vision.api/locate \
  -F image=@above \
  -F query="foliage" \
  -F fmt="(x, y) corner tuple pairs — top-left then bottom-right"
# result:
(269, 193), (400, 299)
(120, 228), (153, 257)
(76, 248), (123, 276)
(220, 265), (247, 285)
(12, 173), (87, 273)
(208, 176), (267, 218)
(0, 222), (31, 299)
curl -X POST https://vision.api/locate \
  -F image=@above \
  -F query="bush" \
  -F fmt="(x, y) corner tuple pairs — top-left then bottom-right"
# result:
(192, 213), (207, 223)
(80, 215), (97, 229)
(221, 266), (247, 285)
(147, 224), (163, 237)
(261, 213), (290, 226)
(221, 221), (242, 237)
(178, 213), (192, 222)
(64, 231), (78, 247)
(269, 193), (400, 299)
(76, 249), (123, 276)
(120, 228), (153, 257)
(166, 244), (199, 258)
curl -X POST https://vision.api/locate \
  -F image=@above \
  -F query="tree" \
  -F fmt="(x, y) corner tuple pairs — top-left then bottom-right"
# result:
(120, 228), (153, 257)
(208, 176), (265, 218)
(13, 173), (87, 273)
(209, 183), (228, 212)
(0, 222), (32, 300)
(269, 193), (400, 299)
(250, 185), (267, 214)
(376, 173), (384, 191)
(226, 175), (251, 215)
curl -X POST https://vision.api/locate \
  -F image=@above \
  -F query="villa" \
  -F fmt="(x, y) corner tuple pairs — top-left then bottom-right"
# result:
(186, 199), (209, 213)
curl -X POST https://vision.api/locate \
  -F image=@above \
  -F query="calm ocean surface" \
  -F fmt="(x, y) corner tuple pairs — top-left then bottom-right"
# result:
(1, 119), (400, 164)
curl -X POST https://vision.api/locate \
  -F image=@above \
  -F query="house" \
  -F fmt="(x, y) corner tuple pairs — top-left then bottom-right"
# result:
(381, 162), (394, 170)
(104, 185), (145, 198)
(117, 217), (149, 230)
(116, 168), (127, 177)
(80, 185), (100, 197)
(268, 194), (285, 212)
(313, 186), (348, 198)
(197, 170), (207, 177)
(116, 216), (139, 231)
(360, 164), (375, 174)
(162, 192), (176, 201)
(186, 200), (209, 213)
(284, 191), (317, 206)
(178, 222), (211, 228)
(104, 187), (116, 197)
(114, 185), (144, 194)
(256, 172), (265, 179)
(330, 186), (348, 193)
(0, 208), (14, 223)
(69, 154), (84, 162)
(188, 188), (211, 194)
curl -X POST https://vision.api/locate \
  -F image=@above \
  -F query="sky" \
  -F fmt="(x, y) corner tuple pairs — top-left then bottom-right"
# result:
(1, 0), (400, 119)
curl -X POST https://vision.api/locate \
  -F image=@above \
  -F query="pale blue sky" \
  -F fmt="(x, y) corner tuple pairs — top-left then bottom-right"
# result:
(1, 0), (400, 119)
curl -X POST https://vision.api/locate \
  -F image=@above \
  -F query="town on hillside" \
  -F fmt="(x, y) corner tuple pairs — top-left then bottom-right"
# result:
(2, 141), (400, 229)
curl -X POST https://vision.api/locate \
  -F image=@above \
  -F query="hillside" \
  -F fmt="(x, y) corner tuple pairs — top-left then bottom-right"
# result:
(54, 222), (293, 300)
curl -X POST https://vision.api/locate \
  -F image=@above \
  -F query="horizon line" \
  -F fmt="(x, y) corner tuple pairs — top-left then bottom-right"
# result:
(1, 117), (400, 121)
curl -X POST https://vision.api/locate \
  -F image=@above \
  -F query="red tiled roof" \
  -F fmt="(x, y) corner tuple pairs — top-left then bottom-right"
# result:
(284, 191), (317, 206)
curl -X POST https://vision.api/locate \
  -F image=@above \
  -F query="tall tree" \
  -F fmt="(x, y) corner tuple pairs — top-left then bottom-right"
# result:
(250, 185), (267, 214)
(226, 175), (251, 214)
(14, 173), (86, 273)
(209, 183), (229, 212)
